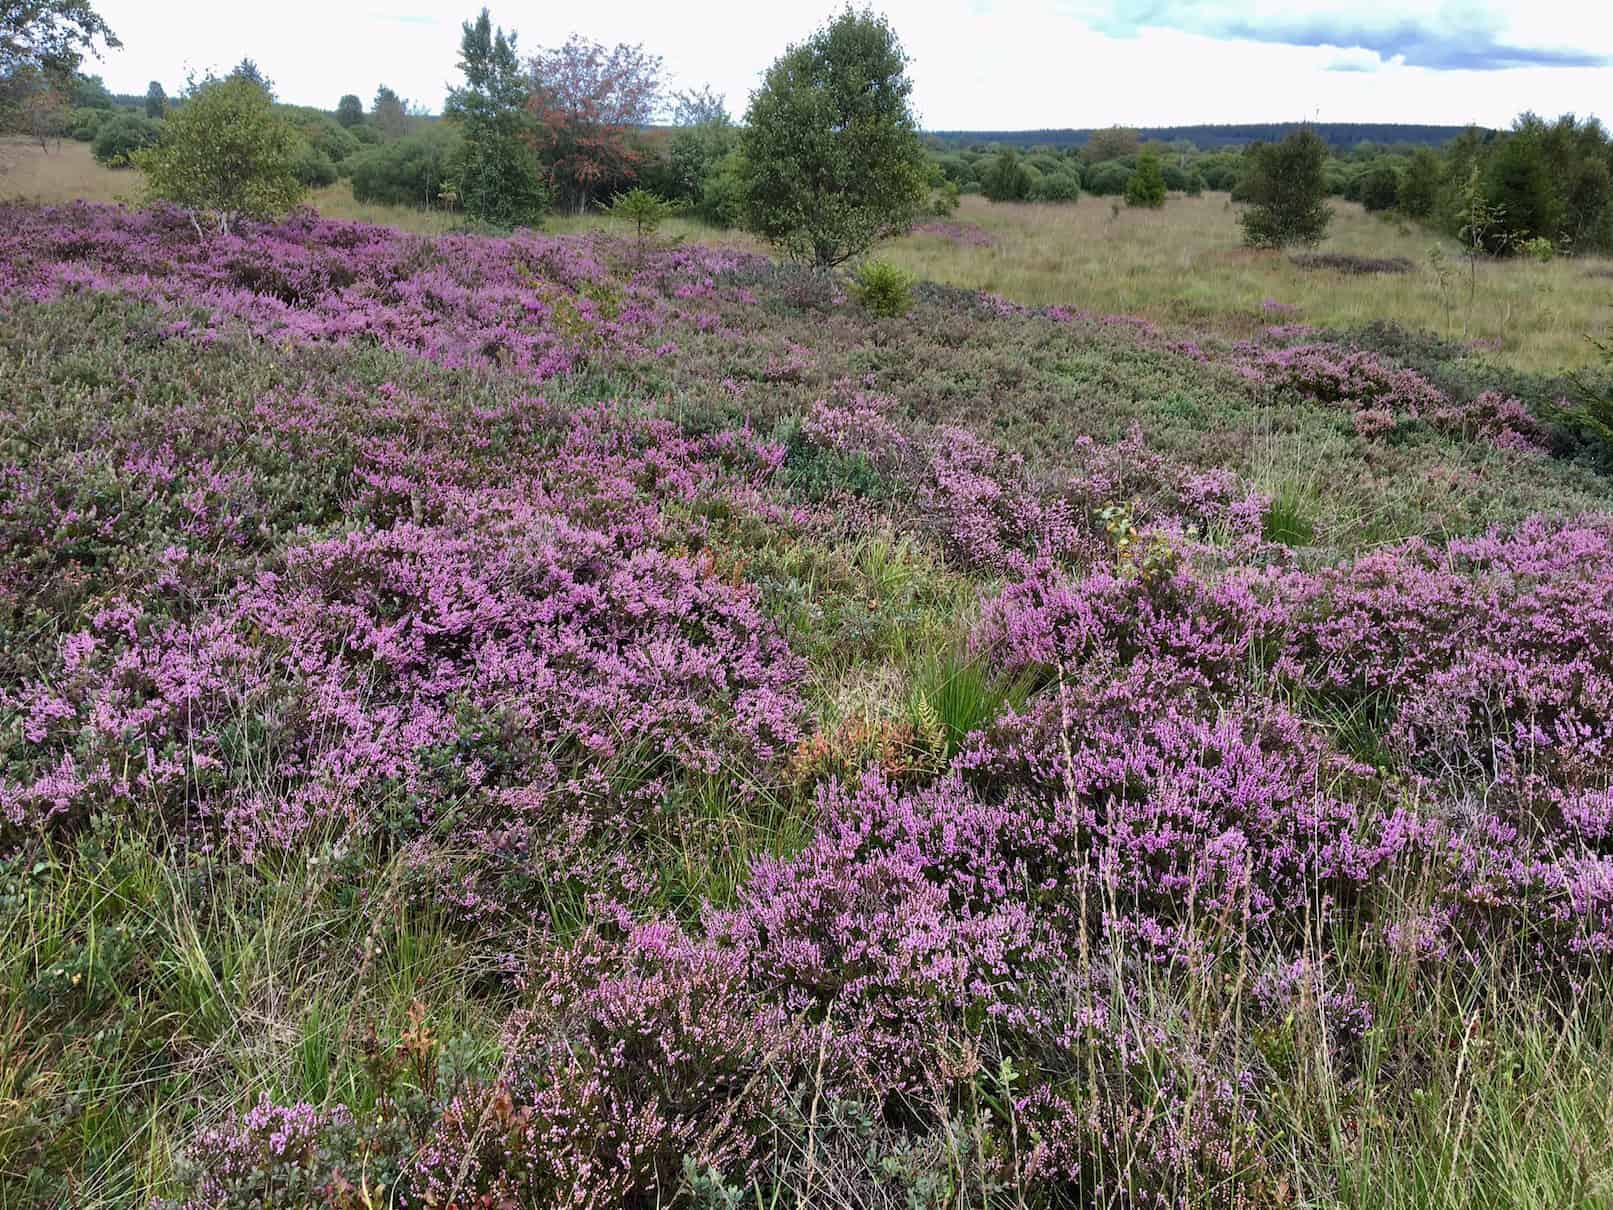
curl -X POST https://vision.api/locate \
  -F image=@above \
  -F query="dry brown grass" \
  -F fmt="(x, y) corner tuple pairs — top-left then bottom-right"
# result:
(0, 136), (141, 205)
(882, 194), (1613, 371)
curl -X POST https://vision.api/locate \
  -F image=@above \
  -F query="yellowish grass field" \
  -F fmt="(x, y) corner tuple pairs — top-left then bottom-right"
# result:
(0, 135), (142, 205)
(883, 194), (1613, 371)
(7, 137), (1609, 370)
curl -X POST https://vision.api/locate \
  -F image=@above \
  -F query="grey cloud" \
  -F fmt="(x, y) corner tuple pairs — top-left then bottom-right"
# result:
(1085, 2), (1610, 70)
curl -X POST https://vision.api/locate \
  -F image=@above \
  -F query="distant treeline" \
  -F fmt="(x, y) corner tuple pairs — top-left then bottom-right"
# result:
(927, 123), (1484, 152)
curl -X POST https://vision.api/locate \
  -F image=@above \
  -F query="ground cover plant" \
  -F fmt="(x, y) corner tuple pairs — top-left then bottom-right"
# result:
(1, 199), (1612, 1208)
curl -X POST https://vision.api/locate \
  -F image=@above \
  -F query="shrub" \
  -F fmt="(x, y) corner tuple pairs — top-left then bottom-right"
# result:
(1085, 161), (1132, 197)
(335, 93), (363, 127)
(1239, 128), (1333, 248)
(446, 10), (547, 227)
(135, 77), (306, 233)
(848, 259), (915, 318)
(1291, 252), (1414, 275)
(1360, 165), (1400, 213)
(1032, 170), (1081, 203)
(90, 113), (161, 167)
(1126, 150), (1167, 208)
(981, 148), (1035, 202)
(292, 141), (338, 188)
(741, 8), (928, 266)
(347, 128), (463, 207)
(65, 105), (105, 141)
(1400, 147), (1442, 219)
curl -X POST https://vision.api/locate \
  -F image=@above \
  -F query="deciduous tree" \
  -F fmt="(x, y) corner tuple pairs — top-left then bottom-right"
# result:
(0, 0), (118, 81)
(135, 75), (305, 234)
(144, 79), (166, 118)
(740, 7), (928, 267)
(526, 34), (661, 213)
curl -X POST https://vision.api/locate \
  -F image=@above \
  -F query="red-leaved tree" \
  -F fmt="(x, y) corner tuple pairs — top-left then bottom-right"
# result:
(526, 34), (661, 213)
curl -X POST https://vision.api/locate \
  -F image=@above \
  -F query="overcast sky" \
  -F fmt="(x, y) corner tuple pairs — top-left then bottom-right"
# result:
(90, 0), (1612, 129)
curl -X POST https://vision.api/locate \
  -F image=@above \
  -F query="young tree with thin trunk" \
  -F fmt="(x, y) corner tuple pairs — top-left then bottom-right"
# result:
(135, 75), (305, 235)
(447, 7), (546, 226)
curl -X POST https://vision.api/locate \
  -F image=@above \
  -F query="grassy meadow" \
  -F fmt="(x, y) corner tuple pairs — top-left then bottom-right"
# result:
(3, 134), (1613, 1209)
(7, 135), (1612, 370)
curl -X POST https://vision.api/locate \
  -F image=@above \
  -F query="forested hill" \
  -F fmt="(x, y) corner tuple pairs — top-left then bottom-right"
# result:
(927, 123), (1485, 150)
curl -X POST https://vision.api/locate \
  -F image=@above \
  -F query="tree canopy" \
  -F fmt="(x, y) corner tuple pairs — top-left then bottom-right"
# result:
(740, 7), (928, 267)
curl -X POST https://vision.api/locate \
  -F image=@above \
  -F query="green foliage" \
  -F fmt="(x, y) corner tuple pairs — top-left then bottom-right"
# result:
(335, 93), (363, 128)
(347, 127), (463, 207)
(604, 187), (676, 243)
(1030, 168), (1081, 203)
(0, 1), (119, 83)
(226, 57), (273, 98)
(1085, 160), (1132, 196)
(1239, 128), (1333, 248)
(292, 140), (338, 188)
(1360, 164), (1400, 212)
(69, 70), (109, 108)
(134, 76), (306, 233)
(445, 7), (546, 228)
(64, 103), (102, 140)
(848, 258), (915, 318)
(740, 7), (929, 266)
(1483, 130), (1558, 244)
(1126, 149), (1167, 208)
(1560, 337), (1613, 465)
(906, 648), (1031, 761)
(663, 87), (738, 220)
(89, 111), (159, 167)
(143, 79), (165, 119)
(981, 147), (1034, 202)
(371, 84), (407, 139)
(1399, 148), (1442, 219)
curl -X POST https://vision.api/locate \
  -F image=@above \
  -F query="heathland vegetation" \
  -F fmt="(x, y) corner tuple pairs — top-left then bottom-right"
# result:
(3, 2), (1613, 1207)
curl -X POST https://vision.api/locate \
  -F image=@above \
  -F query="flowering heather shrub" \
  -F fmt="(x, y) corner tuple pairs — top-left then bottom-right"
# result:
(6, 204), (1613, 1206)
(0, 202), (765, 386)
(910, 220), (994, 247)
(410, 929), (798, 1207)
(169, 1098), (358, 1209)
(1246, 342), (1447, 422)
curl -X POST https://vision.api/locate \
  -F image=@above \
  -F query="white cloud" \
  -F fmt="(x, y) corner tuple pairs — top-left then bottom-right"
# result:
(89, 0), (1613, 128)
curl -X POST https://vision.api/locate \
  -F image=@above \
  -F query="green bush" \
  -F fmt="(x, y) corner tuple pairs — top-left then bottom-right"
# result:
(981, 149), (1034, 202)
(134, 77), (307, 233)
(1032, 171), (1081, 203)
(1126, 150), (1167, 208)
(1360, 165), (1400, 213)
(347, 129), (463, 207)
(848, 259), (915, 318)
(66, 106), (106, 141)
(1239, 129), (1333, 248)
(1085, 161), (1132, 196)
(604, 187), (676, 243)
(91, 113), (161, 168)
(293, 141), (339, 188)
(741, 8), (929, 266)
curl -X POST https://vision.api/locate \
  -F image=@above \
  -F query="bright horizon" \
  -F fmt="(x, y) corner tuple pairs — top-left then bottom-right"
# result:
(86, 0), (1612, 131)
